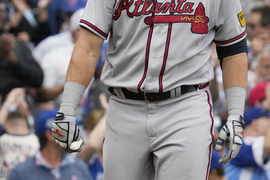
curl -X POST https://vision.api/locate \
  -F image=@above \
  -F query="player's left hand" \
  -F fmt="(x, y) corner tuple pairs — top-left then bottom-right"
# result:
(214, 115), (244, 164)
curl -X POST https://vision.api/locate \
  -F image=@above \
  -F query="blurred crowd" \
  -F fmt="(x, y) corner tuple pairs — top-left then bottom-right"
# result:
(0, 0), (270, 180)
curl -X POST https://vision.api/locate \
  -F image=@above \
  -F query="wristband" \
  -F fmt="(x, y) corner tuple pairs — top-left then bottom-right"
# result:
(59, 82), (86, 116)
(225, 86), (246, 117)
(23, 10), (37, 27)
(2, 104), (17, 112)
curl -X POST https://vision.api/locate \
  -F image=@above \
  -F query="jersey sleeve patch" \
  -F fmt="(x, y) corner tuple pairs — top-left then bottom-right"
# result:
(79, 19), (108, 39)
(238, 11), (246, 27)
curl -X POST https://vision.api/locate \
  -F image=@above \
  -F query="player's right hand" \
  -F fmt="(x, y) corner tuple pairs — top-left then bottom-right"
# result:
(214, 115), (244, 164)
(51, 112), (83, 153)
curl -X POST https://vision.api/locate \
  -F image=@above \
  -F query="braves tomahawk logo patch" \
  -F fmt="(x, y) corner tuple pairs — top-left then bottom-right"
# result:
(113, 0), (209, 34)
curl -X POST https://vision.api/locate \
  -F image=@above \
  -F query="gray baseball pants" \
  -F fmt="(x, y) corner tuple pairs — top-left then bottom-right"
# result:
(103, 86), (214, 180)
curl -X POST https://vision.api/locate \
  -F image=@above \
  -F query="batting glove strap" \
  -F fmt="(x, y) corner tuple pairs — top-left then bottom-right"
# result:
(51, 112), (82, 153)
(214, 115), (244, 164)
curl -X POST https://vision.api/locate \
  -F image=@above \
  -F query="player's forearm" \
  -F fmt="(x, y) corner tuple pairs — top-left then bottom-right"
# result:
(222, 53), (248, 116)
(59, 28), (104, 116)
(65, 27), (104, 88)
(222, 53), (248, 90)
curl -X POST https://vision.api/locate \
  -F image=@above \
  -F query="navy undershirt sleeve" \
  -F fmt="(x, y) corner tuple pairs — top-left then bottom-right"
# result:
(216, 39), (248, 68)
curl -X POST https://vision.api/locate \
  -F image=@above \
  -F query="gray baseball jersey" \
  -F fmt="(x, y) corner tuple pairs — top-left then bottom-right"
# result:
(80, 0), (246, 93)
(79, 1), (246, 179)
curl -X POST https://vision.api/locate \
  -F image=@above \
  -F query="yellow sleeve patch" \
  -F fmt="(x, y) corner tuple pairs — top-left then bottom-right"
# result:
(238, 11), (246, 27)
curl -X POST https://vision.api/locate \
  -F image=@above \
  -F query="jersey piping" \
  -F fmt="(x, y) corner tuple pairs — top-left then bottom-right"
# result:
(159, 24), (172, 93)
(137, 23), (153, 93)
(137, 1), (157, 93)
(159, 0), (174, 93)
(80, 19), (108, 39)
(205, 90), (215, 180)
(214, 29), (247, 45)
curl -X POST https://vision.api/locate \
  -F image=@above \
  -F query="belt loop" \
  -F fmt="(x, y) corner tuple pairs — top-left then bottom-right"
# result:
(114, 88), (126, 99)
(170, 88), (176, 98)
(175, 87), (181, 97)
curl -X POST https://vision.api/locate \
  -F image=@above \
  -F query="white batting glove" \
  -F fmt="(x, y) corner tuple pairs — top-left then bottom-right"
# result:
(51, 112), (83, 153)
(214, 115), (244, 164)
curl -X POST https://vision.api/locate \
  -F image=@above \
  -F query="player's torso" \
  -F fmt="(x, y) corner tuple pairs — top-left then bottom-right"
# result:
(81, 0), (245, 92)
(101, 0), (219, 92)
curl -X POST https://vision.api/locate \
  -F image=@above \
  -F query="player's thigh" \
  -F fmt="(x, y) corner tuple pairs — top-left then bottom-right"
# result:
(103, 96), (154, 180)
(153, 89), (214, 180)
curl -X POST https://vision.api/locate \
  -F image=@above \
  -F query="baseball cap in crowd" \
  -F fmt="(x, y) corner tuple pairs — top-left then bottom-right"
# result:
(248, 82), (269, 106)
(210, 150), (224, 171)
(61, 0), (87, 13)
(35, 109), (58, 135)
(35, 109), (83, 135)
(243, 106), (270, 127)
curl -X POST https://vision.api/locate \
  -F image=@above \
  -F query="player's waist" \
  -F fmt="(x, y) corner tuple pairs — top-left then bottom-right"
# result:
(108, 82), (209, 103)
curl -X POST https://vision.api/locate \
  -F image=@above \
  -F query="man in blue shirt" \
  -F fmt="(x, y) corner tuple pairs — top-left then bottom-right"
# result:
(8, 109), (92, 180)
(225, 106), (270, 180)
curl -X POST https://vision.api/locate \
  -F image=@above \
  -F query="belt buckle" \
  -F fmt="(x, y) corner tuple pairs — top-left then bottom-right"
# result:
(144, 92), (150, 103)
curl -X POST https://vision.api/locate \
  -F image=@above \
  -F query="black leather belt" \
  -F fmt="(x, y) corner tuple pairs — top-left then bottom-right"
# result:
(108, 84), (203, 103)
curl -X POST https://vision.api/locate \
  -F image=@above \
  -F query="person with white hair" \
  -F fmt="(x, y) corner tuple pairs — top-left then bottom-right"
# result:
(247, 44), (270, 92)
(254, 44), (270, 83)
(37, 8), (85, 110)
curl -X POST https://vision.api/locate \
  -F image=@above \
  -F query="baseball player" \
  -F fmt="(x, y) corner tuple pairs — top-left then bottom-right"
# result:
(51, 0), (248, 179)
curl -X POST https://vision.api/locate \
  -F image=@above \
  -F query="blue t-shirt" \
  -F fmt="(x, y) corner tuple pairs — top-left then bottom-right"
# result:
(225, 136), (270, 180)
(8, 151), (92, 180)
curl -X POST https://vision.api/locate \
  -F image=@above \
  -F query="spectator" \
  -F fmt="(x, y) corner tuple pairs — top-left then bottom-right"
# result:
(246, 44), (270, 110)
(32, 0), (87, 63)
(246, 5), (270, 67)
(225, 106), (270, 180)
(0, 32), (43, 100)
(9, 0), (52, 45)
(7, 108), (92, 180)
(240, 0), (270, 20)
(0, 1), (44, 98)
(37, 8), (84, 110)
(248, 81), (270, 108)
(0, 88), (39, 180)
(59, 0), (87, 32)
(246, 5), (270, 41)
(32, 30), (73, 64)
(78, 94), (107, 180)
(42, 0), (63, 35)
(254, 44), (270, 81)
